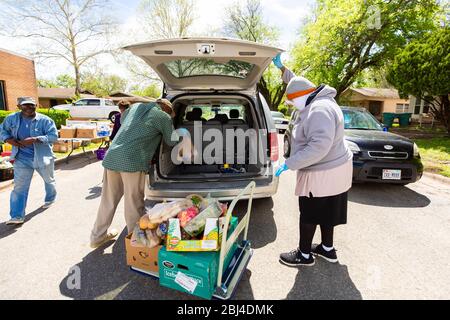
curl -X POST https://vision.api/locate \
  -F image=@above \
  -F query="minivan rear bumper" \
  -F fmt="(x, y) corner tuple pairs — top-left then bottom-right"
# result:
(146, 175), (279, 201)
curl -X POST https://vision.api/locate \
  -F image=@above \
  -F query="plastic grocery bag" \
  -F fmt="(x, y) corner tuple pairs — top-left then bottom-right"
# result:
(130, 224), (162, 248)
(183, 200), (222, 237)
(147, 200), (193, 225)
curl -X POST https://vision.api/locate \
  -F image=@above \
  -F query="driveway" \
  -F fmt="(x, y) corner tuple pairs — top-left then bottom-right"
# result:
(0, 149), (449, 299)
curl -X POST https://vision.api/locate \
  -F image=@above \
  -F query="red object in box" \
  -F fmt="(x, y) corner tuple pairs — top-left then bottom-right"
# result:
(1, 151), (12, 157)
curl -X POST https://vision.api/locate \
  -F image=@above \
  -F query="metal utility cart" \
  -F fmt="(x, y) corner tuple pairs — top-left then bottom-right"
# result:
(130, 181), (256, 300)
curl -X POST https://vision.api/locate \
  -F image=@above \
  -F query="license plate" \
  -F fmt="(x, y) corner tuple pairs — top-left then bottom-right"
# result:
(382, 169), (401, 180)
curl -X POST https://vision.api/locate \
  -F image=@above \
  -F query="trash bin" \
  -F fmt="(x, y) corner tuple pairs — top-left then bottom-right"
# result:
(382, 113), (396, 128)
(398, 113), (412, 127)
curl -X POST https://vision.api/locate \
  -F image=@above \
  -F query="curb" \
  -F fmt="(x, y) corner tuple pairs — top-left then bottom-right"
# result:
(423, 172), (450, 185)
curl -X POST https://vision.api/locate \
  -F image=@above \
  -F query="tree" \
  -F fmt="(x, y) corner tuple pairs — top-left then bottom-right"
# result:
(224, 0), (284, 111)
(81, 71), (128, 97)
(131, 83), (162, 99)
(291, 0), (440, 101)
(387, 27), (450, 134)
(55, 74), (77, 88)
(119, 0), (197, 87)
(139, 0), (195, 39)
(1, 0), (116, 95)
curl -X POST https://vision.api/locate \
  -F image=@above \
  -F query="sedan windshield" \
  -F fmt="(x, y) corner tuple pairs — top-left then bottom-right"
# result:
(342, 108), (383, 131)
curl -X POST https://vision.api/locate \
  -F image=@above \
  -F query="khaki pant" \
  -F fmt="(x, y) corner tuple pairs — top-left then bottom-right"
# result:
(90, 169), (146, 244)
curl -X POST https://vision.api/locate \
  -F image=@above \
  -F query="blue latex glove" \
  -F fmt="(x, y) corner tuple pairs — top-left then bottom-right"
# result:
(272, 53), (284, 69)
(275, 163), (288, 177)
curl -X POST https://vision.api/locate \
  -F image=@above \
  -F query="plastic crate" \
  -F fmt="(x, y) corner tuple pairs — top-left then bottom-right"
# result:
(0, 168), (14, 181)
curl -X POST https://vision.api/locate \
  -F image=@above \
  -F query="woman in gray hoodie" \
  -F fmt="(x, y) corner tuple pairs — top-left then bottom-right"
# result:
(273, 54), (353, 267)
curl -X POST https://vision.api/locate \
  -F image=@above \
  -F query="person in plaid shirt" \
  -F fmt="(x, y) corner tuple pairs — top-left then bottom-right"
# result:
(90, 99), (179, 248)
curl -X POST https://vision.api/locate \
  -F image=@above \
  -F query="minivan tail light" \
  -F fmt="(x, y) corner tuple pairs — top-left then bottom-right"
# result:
(270, 132), (279, 162)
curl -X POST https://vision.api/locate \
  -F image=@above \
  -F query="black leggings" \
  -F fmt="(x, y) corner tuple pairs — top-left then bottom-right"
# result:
(299, 223), (334, 254)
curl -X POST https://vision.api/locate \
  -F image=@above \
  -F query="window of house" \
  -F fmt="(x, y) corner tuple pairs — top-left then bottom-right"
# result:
(396, 103), (409, 113)
(414, 98), (422, 114)
(0, 81), (6, 110)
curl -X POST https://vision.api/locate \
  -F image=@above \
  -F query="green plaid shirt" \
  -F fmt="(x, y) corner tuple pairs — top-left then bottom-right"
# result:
(102, 102), (179, 172)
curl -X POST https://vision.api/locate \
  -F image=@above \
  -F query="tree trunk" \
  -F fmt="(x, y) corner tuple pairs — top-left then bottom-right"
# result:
(74, 64), (81, 96)
(441, 94), (450, 135)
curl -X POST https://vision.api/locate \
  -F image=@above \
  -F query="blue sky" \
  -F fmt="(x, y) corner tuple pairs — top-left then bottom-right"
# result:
(0, 0), (316, 82)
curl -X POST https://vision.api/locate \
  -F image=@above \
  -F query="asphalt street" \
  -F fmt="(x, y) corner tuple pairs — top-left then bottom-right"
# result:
(0, 141), (449, 300)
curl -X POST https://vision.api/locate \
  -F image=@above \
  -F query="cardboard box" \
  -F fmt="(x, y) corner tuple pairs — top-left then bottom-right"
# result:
(158, 217), (239, 299)
(60, 127), (77, 139)
(125, 234), (161, 274)
(167, 216), (238, 252)
(72, 141), (82, 149)
(76, 128), (97, 139)
(53, 141), (72, 153)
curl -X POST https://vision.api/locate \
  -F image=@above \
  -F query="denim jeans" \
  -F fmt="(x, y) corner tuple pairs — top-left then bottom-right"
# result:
(9, 157), (57, 219)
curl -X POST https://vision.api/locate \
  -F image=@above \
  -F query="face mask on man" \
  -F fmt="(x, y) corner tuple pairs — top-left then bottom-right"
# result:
(292, 93), (312, 111)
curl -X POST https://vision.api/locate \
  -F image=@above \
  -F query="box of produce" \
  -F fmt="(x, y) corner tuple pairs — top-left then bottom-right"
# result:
(158, 217), (239, 299)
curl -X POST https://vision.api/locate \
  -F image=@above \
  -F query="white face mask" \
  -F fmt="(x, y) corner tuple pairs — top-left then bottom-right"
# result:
(292, 94), (311, 111)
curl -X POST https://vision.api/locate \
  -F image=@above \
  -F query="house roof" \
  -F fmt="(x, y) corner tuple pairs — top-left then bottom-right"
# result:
(107, 91), (154, 103)
(38, 87), (95, 99)
(0, 48), (34, 61)
(108, 91), (135, 97)
(343, 87), (401, 99)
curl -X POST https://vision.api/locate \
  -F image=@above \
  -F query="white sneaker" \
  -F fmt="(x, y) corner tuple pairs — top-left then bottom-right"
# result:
(42, 201), (56, 209)
(6, 218), (25, 225)
(90, 229), (119, 248)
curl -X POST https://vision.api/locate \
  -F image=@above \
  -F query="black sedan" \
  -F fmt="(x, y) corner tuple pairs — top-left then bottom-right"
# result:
(283, 107), (423, 185)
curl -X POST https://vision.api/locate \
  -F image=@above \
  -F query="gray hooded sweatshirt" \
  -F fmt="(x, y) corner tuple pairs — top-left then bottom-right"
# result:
(285, 84), (353, 172)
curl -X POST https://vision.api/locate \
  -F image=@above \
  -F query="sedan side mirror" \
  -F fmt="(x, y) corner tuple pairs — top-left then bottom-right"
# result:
(382, 125), (388, 132)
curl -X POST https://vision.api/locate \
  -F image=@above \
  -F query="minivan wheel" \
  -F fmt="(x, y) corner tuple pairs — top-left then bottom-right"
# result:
(109, 111), (120, 123)
(283, 136), (290, 158)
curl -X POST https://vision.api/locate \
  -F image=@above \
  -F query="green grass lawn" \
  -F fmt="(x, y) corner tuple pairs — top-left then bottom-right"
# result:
(415, 137), (450, 178)
(54, 142), (105, 159)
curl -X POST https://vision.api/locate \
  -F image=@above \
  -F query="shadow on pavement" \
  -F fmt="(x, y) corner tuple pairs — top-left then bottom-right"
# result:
(86, 185), (102, 200)
(234, 197), (276, 249)
(56, 155), (99, 172)
(0, 207), (46, 240)
(285, 259), (362, 300)
(59, 228), (255, 300)
(349, 183), (431, 208)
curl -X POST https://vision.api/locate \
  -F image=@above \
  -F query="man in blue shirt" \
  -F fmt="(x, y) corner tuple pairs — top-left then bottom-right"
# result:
(0, 97), (58, 225)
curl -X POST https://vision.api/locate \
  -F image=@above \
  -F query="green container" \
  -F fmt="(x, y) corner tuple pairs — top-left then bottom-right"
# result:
(382, 113), (396, 128)
(398, 113), (412, 127)
(158, 216), (238, 299)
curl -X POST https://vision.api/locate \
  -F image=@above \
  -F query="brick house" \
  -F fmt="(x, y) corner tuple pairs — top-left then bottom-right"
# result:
(341, 87), (410, 119)
(0, 48), (38, 111)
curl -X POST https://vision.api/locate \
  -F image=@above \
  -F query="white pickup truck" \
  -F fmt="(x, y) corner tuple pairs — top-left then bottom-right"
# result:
(52, 98), (120, 121)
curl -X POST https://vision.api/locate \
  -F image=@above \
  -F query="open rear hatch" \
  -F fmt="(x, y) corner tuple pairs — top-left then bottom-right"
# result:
(123, 38), (283, 91)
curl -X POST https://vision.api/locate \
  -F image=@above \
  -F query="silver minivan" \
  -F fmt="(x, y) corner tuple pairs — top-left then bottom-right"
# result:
(124, 38), (282, 201)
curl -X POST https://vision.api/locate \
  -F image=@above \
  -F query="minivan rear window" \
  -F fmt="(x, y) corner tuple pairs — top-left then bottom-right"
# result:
(184, 105), (246, 122)
(164, 59), (254, 79)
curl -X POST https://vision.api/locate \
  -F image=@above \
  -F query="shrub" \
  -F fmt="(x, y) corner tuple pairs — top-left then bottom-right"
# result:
(36, 108), (70, 129)
(0, 109), (70, 129)
(278, 105), (289, 116)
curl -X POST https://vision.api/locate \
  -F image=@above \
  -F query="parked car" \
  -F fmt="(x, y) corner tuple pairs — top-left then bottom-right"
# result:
(53, 98), (119, 121)
(283, 106), (423, 185)
(271, 111), (289, 133)
(124, 37), (282, 200)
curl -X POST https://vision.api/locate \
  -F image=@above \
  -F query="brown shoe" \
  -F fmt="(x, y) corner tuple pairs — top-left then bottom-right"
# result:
(90, 229), (119, 248)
